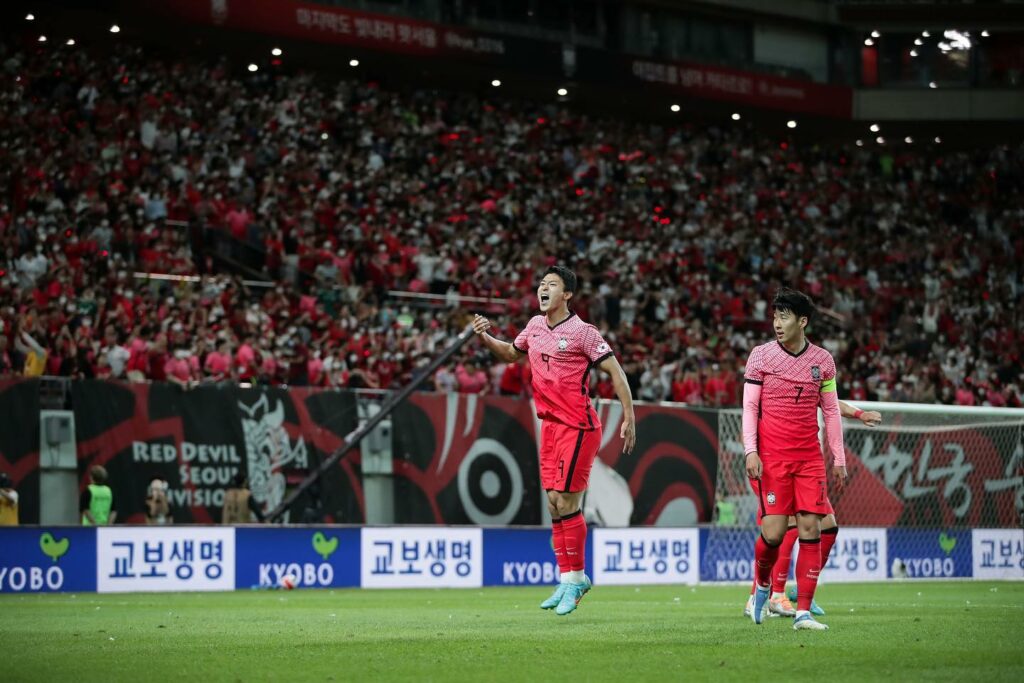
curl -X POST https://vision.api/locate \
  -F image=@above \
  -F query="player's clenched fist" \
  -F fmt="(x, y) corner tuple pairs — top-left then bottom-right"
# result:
(472, 314), (492, 335)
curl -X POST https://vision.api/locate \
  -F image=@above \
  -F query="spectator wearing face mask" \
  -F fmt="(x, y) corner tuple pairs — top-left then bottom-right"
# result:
(164, 345), (196, 387)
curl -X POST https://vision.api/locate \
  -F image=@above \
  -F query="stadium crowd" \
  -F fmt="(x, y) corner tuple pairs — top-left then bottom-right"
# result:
(1, 34), (1022, 408)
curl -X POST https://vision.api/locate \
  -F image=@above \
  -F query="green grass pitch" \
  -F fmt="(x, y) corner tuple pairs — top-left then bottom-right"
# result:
(2, 582), (1022, 682)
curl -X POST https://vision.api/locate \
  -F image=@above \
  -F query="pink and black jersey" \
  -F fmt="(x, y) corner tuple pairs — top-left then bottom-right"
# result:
(743, 340), (838, 462)
(514, 313), (613, 430)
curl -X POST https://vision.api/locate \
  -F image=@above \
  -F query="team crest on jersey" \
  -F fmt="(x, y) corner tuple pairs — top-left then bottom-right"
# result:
(811, 366), (821, 380)
(766, 492), (776, 506)
(558, 338), (568, 351)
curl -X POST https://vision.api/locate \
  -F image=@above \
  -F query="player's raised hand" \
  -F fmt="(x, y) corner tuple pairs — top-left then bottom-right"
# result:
(745, 451), (762, 479)
(860, 410), (882, 427)
(620, 416), (636, 454)
(472, 314), (492, 336)
(832, 465), (847, 492)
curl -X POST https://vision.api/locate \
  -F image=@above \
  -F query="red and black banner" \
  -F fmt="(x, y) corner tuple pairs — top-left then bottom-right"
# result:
(594, 404), (720, 526)
(2, 379), (721, 526)
(392, 394), (543, 526)
(576, 47), (853, 118)
(7, 379), (1018, 527)
(71, 380), (363, 525)
(143, 0), (558, 70)
(391, 394), (721, 526)
(835, 420), (1023, 528)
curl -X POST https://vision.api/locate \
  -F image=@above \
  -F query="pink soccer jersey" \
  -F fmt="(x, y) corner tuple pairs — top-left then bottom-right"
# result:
(743, 340), (838, 462)
(513, 313), (613, 430)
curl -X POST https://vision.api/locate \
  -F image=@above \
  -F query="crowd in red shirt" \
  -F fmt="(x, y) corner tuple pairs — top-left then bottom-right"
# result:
(1, 35), (1021, 408)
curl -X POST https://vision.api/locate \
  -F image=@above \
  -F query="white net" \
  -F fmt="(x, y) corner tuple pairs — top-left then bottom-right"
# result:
(704, 403), (1024, 582)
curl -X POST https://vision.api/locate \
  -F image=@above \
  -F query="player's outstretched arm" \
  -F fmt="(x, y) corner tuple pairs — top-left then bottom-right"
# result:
(472, 314), (522, 364)
(839, 399), (882, 427)
(599, 354), (636, 454)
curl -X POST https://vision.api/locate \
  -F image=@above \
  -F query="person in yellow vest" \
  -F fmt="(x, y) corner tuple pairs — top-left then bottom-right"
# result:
(222, 473), (265, 524)
(80, 465), (117, 525)
(15, 330), (48, 377)
(0, 473), (18, 526)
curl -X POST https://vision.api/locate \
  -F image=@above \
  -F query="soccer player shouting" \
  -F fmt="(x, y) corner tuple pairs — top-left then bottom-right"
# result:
(743, 288), (845, 631)
(473, 266), (636, 616)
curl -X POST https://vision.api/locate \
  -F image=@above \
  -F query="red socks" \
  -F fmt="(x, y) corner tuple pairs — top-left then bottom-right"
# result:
(751, 527), (837, 606)
(754, 533), (781, 589)
(820, 526), (839, 569)
(750, 526), (797, 595)
(772, 526), (799, 594)
(796, 537), (822, 612)
(561, 510), (587, 571)
(551, 518), (571, 574)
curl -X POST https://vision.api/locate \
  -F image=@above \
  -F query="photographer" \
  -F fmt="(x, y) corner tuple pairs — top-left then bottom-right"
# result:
(0, 473), (18, 526)
(144, 477), (171, 525)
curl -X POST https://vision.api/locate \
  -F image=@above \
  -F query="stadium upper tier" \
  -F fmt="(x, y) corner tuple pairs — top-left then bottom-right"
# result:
(0, 33), (1021, 408)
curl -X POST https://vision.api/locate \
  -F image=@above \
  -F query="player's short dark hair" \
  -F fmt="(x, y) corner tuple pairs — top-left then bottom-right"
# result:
(0, 473), (12, 489)
(543, 265), (577, 293)
(772, 287), (816, 322)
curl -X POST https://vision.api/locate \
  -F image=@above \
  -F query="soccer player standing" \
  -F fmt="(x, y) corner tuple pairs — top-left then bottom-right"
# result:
(473, 265), (637, 615)
(743, 288), (845, 631)
(744, 400), (882, 619)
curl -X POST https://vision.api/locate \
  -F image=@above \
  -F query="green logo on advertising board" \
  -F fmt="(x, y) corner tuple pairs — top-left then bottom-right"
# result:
(312, 531), (339, 560)
(39, 533), (70, 563)
(938, 532), (957, 556)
